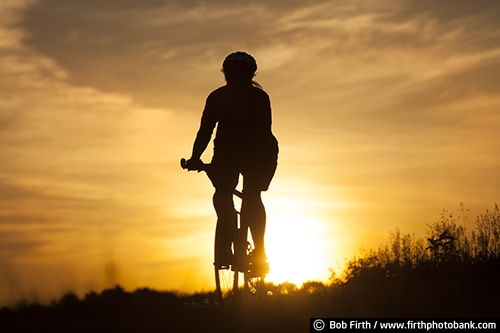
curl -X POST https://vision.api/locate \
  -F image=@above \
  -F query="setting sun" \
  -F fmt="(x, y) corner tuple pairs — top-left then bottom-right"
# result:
(265, 213), (333, 286)
(258, 181), (348, 286)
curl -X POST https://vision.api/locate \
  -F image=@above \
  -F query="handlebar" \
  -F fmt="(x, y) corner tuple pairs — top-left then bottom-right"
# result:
(180, 158), (243, 199)
(180, 158), (209, 172)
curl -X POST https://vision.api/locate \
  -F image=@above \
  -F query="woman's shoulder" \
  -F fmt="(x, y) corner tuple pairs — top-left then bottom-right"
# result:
(208, 85), (227, 96)
(251, 85), (267, 93)
(207, 84), (269, 101)
(251, 86), (270, 102)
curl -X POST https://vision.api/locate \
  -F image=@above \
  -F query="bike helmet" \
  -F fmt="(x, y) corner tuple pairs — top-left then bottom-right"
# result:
(222, 51), (257, 73)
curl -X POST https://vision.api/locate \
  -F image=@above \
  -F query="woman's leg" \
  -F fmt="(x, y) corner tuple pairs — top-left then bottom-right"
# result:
(240, 188), (266, 255)
(241, 179), (269, 275)
(209, 161), (239, 268)
(213, 188), (237, 267)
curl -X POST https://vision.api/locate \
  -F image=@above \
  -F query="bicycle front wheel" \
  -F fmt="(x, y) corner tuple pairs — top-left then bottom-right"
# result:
(214, 265), (238, 308)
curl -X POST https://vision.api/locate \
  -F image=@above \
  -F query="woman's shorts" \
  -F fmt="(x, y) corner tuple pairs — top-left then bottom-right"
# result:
(208, 152), (277, 192)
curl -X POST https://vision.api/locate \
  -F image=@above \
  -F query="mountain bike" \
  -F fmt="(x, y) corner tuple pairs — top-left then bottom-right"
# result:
(180, 158), (266, 308)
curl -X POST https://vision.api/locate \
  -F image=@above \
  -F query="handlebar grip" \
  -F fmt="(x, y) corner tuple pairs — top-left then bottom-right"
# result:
(180, 158), (188, 169)
(180, 158), (207, 172)
(180, 157), (209, 172)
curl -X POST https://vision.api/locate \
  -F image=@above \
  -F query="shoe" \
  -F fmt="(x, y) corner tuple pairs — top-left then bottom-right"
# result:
(215, 263), (231, 270)
(248, 260), (270, 277)
(247, 249), (270, 277)
(230, 254), (247, 273)
(214, 252), (233, 269)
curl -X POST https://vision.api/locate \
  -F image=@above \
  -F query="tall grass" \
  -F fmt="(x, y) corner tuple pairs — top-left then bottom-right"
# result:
(334, 203), (500, 317)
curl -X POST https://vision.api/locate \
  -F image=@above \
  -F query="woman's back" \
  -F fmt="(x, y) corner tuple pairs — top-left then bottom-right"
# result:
(203, 84), (274, 158)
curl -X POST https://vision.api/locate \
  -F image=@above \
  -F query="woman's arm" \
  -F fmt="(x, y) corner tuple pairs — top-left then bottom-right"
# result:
(187, 96), (217, 164)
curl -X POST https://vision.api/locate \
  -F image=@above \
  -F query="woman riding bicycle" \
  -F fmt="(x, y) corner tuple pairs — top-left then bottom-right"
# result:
(185, 51), (278, 276)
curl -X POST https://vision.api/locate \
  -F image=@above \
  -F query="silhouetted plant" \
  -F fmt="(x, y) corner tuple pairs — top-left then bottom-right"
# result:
(333, 203), (500, 317)
(474, 203), (500, 260)
(426, 209), (469, 263)
(301, 281), (329, 295)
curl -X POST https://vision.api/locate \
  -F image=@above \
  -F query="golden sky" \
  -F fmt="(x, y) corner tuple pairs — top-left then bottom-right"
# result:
(1, 0), (500, 305)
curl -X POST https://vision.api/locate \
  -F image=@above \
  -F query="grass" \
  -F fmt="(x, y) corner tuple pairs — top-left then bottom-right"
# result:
(1, 204), (499, 332)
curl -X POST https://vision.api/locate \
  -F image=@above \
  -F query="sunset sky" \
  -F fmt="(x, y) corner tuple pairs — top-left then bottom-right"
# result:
(1, 0), (500, 305)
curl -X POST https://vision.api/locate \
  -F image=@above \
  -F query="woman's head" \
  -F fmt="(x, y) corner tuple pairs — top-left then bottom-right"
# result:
(222, 51), (257, 85)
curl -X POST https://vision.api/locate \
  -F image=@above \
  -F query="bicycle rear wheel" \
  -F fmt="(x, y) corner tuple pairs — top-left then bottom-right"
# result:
(214, 265), (238, 308)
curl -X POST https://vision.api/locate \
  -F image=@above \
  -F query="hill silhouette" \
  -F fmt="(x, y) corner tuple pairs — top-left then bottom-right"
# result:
(1, 204), (499, 332)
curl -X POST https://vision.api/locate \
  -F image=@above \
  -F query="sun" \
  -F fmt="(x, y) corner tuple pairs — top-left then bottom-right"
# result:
(264, 211), (334, 286)
(232, 177), (350, 288)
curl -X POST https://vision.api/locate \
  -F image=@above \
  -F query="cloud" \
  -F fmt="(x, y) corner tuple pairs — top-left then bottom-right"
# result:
(18, 1), (291, 109)
(16, 0), (500, 119)
(0, 230), (46, 260)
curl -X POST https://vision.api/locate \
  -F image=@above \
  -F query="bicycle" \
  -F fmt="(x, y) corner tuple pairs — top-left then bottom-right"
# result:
(180, 158), (266, 308)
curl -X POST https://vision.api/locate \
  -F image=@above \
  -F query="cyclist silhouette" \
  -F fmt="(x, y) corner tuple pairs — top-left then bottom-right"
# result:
(185, 52), (278, 276)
